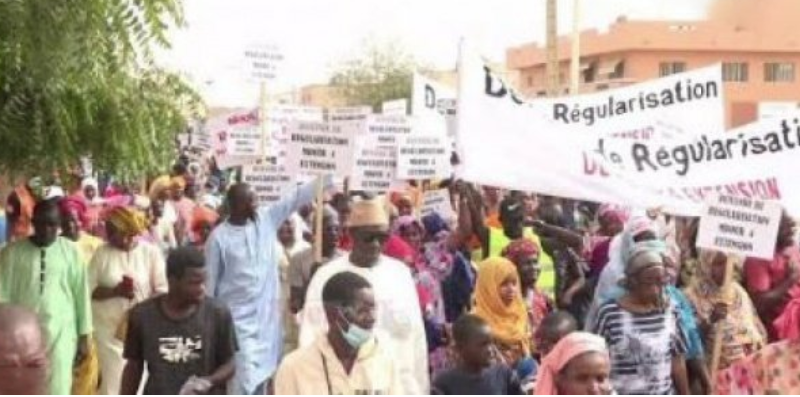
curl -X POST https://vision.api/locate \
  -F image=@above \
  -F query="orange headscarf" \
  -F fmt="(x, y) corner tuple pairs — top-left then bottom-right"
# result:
(472, 257), (530, 351)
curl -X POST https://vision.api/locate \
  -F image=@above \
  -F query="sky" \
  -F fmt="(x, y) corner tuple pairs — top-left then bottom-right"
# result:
(161, 0), (716, 107)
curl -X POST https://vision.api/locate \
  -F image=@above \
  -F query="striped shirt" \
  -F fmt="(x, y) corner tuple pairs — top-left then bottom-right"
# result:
(591, 301), (687, 395)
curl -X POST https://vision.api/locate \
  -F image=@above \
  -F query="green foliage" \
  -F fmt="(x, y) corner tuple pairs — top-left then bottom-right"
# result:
(329, 40), (423, 112)
(0, 0), (200, 180)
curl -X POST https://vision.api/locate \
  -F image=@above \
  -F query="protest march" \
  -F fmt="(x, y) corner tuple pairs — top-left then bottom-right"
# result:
(3, 0), (800, 395)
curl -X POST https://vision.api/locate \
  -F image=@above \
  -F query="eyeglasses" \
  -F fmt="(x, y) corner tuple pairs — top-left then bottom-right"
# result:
(39, 249), (46, 295)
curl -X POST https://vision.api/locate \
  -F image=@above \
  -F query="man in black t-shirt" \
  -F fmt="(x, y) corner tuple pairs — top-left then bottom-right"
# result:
(121, 247), (237, 395)
(433, 315), (523, 395)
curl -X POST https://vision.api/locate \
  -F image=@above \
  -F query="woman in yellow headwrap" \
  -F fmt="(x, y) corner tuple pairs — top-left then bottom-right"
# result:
(89, 206), (168, 395)
(472, 257), (531, 368)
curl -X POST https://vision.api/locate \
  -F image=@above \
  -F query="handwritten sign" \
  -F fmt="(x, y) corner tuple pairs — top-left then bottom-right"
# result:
(396, 134), (452, 180)
(207, 108), (262, 169)
(242, 162), (294, 205)
(350, 135), (397, 193)
(328, 106), (372, 123)
(696, 194), (782, 260)
(286, 121), (356, 177)
(382, 99), (408, 116)
(266, 105), (325, 163)
(244, 44), (284, 82)
(366, 115), (414, 149)
(421, 189), (456, 220)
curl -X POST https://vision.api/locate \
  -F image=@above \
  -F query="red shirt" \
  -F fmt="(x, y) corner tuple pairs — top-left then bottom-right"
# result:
(744, 246), (800, 336)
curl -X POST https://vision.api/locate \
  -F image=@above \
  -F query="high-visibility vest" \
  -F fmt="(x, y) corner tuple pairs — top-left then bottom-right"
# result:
(472, 227), (556, 297)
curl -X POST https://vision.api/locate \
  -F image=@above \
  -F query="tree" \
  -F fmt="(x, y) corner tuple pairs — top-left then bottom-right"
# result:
(0, 0), (199, 180)
(329, 40), (424, 112)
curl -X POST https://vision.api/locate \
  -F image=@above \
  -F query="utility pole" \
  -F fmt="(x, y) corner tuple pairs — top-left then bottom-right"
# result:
(546, 0), (560, 96)
(570, 0), (582, 95)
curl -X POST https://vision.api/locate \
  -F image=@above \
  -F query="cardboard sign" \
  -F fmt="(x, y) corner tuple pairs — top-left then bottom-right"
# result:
(421, 189), (455, 220)
(396, 134), (452, 180)
(382, 99), (408, 116)
(365, 114), (414, 149)
(244, 44), (284, 82)
(266, 105), (325, 163)
(328, 106), (372, 123)
(242, 162), (294, 205)
(207, 108), (262, 169)
(350, 135), (397, 193)
(696, 195), (782, 260)
(286, 121), (356, 177)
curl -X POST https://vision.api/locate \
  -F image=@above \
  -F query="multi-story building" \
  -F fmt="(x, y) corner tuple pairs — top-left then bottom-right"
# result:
(507, 0), (800, 127)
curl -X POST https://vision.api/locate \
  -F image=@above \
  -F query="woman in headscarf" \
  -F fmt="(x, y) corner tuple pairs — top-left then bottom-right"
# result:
(57, 197), (102, 395)
(190, 204), (219, 250)
(169, 176), (196, 244)
(387, 214), (453, 374)
(502, 239), (553, 350)
(472, 257), (531, 369)
(590, 244), (691, 395)
(81, 177), (106, 237)
(685, 250), (767, 370)
(534, 332), (613, 395)
(89, 206), (168, 395)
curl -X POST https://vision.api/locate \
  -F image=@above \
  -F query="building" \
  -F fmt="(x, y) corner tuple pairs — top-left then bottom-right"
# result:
(506, 0), (800, 127)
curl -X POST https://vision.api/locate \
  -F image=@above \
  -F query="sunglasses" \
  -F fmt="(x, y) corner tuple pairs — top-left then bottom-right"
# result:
(355, 232), (389, 244)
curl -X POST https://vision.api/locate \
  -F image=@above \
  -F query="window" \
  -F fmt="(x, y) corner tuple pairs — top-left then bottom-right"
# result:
(527, 75), (534, 87)
(610, 61), (625, 79)
(583, 62), (597, 83)
(765, 63), (796, 82)
(723, 63), (749, 82)
(660, 62), (687, 77)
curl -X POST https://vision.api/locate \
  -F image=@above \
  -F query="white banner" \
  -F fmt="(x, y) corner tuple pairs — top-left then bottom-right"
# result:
(526, 64), (725, 138)
(696, 194), (782, 260)
(350, 135), (397, 193)
(382, 99), (408, 116)
(413, 73), (457, 137)
(286, 121), (357, 177)
(242, 161), (295, 205)
(396, 134), (452, 180)
(457, 46), (800, 216)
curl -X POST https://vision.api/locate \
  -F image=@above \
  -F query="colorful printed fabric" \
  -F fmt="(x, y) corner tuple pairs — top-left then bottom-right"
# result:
(716, 340), (800, 395)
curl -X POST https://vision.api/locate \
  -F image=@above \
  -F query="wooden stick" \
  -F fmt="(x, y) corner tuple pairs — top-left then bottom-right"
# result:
(709, 254), (737, 390)
(313, 177), (325, 263)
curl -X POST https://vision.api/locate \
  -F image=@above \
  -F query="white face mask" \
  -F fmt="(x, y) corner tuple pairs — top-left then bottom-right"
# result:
(337, 308), (373, 349)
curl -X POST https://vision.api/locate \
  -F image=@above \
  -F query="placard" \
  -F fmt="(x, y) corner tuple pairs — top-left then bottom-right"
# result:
(286, 121), (356, 177)
(421, 189), (456, 220)
(328, 106), (372, 123)
(396, 134), (452, 180)
(266, 105), (325, 163)
(207, 108), (262, 169)
(242, 162), (294, 205)
(350, 135), (397, 193)
(366, 114), (414, 149)
(382, 99), (408, 116)
(244, 44), (284, 82)
(696, 194), (782, 260)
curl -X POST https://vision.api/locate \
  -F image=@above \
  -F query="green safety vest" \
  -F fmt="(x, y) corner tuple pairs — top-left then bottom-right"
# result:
(472, 227), (556, 297)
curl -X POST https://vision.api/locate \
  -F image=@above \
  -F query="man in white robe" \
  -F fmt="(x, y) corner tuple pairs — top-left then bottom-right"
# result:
(299, 198), (429, 394)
